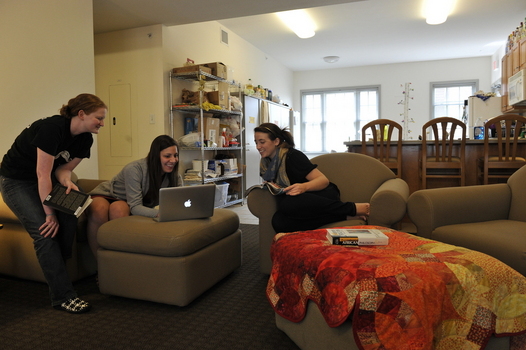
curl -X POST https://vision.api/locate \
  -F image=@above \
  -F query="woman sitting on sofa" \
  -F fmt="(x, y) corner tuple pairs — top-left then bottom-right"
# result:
(254, 123), (369, 233)
(87, 135), (181, 262)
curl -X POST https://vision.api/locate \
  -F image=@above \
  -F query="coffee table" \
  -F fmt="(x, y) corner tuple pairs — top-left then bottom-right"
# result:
(267, 226), (526, 350)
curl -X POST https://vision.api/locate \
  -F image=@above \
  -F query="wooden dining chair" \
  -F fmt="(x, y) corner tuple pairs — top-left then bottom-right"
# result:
(421, 117), (466, 189)
(478, 114), (526, 185)
(361, 119), (403, 178)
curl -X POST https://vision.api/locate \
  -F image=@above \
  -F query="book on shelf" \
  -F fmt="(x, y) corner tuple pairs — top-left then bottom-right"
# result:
(326, 228), (389, 246)
(245, 182), (286, 197)
(43, 183), (93, 218)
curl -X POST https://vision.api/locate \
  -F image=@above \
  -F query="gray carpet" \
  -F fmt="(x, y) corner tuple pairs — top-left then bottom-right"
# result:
(0, 224), (300, 350)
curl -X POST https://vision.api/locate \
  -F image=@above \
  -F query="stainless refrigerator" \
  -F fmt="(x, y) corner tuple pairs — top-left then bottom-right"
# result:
(243, 95), (294, 193)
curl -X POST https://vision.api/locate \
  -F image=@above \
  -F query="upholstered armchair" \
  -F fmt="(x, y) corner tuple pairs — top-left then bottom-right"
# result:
(247, 152), (410, 274)
(408, 165), (526, 276)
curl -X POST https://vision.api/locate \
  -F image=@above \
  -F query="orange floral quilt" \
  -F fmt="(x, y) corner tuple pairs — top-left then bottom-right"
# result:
(266, 226), (526, 350)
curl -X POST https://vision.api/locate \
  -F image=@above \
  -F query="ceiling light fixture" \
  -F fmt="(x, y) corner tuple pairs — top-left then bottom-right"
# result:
(424, 0), (455, 25)
(277, 9), (316, 39)
(323, 56), (340, 63)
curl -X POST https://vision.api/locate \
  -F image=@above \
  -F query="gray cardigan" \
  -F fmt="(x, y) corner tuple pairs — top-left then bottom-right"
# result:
(89, 158), (172, 218)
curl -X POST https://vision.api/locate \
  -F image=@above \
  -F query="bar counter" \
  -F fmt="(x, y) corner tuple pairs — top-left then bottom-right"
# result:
(345, 139), (526, 194)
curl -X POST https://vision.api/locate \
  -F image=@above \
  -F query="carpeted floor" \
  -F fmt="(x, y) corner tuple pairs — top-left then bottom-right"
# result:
(0, 224), (300, 350)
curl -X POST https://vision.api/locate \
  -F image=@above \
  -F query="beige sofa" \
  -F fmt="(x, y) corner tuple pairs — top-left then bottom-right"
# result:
(408, 164), (526, 276)
(247, 152), (410, 274)
(0, 177), (102, 282)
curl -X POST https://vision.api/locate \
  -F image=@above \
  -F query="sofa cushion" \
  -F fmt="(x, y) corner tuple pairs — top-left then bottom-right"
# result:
(432, 220), (526, 276)
(97, 208), (239, 257)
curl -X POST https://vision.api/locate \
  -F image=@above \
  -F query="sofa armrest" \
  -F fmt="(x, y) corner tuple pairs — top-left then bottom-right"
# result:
(247, 188), (277, 219)
(247, 188), (278, 274)
(77, 179), (105, 193)
(408, 184), (511, 239)
(369, 178), (409, 228)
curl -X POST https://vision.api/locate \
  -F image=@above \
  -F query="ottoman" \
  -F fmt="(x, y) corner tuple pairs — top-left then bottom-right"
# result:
(97, 208), (241, 306)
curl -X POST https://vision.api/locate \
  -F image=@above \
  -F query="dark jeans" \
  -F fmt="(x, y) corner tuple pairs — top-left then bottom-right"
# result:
(0, 176), (78, 306)
(272, 183), (356, 233)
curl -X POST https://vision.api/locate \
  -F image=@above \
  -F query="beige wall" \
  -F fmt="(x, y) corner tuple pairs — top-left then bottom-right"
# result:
(0, 0), (98, 179)
(293, 56), (495, 149)
(95, 20), (294, 178)
(94, 25), (166, 180)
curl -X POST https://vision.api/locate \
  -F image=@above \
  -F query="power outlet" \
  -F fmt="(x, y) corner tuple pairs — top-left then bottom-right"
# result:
(149, 114), (155, 124)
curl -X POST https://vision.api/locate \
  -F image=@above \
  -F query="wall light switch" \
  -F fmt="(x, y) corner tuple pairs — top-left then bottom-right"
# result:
(149, 114), (155, 124)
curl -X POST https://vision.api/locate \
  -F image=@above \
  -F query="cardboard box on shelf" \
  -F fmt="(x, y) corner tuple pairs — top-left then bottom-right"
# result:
(172, 65), (212, 75)
(207, 82), (230, 110)
(202, 62), (227, 79)
(197, 117), (221, 145)
(222, 158), (238, 175)
(207, 160), (223, 175)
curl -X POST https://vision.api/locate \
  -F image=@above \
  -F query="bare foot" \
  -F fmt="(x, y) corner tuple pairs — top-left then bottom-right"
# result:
(355, 203), (370, 217)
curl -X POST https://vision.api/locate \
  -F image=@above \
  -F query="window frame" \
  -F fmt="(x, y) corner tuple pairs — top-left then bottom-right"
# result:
(300, 85), (380, 153)
(429, 80), (478, 121)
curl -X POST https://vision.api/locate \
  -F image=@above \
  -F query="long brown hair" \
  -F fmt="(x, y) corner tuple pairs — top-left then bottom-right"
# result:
(144, 135), (180, 205)
(59, 93), (107, 119)
(254, 123), (295, 148)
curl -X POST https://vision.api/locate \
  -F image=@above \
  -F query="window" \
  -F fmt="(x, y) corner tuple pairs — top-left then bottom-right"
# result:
(301, 87), (379, 152)
(430, 80), (477, 139)
(431, 81), (477, 121)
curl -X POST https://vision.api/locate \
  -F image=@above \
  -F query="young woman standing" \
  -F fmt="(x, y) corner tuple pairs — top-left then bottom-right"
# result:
(0, 93), (107, 313)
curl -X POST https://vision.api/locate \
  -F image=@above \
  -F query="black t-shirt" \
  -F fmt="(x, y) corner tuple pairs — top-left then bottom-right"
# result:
(284, 148), (317, 184)
(0, 115), (93, 180)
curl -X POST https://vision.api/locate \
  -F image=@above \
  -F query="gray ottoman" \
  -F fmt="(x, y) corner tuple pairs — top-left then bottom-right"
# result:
(97, 208), (241, 306)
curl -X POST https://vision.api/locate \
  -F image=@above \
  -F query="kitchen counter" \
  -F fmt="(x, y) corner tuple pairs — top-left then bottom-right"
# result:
(344, 138), (526, 194)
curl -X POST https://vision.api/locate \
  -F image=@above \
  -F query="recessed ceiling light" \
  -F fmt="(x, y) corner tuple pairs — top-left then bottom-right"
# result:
(424, 0), (455, 25)
(277, 10), (316, 39)
(323, 56), (340, 63)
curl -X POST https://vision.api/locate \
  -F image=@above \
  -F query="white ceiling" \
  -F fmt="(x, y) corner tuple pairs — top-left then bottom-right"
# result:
(93, 0), (526, 72)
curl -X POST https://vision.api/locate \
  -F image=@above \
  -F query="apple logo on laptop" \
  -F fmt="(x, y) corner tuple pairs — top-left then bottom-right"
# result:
(184, 199), (192, 208)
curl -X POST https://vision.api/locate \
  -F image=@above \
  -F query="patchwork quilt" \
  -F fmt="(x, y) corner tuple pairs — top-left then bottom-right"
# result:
(266, 226), (526, 350)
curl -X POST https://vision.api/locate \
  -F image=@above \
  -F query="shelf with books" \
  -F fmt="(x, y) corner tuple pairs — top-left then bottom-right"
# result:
(169, 66), (244, 207)
(171, 105), (242, 117)
(180, 146), (242, 151)
(184, 173), (243, 184)
(171, 70), (234, 84)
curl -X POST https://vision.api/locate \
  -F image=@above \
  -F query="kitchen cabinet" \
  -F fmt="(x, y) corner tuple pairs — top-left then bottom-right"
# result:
(511, 43), (521, 75)
(520, 37), (526, 70)
(501, 54), (513, 112)
(501, 39), (526, 113)
(169, 69), (244, 208)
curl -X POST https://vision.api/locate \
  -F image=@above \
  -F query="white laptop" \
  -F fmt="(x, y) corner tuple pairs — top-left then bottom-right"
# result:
(155, 184), (216, 222)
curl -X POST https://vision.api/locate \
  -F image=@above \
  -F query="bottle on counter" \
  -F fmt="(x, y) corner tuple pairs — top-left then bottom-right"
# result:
(461, 100), (468, 125)
(221, 128), (229, 147)
(473, 117), (484, 140)
(245, 79), (253, 90)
